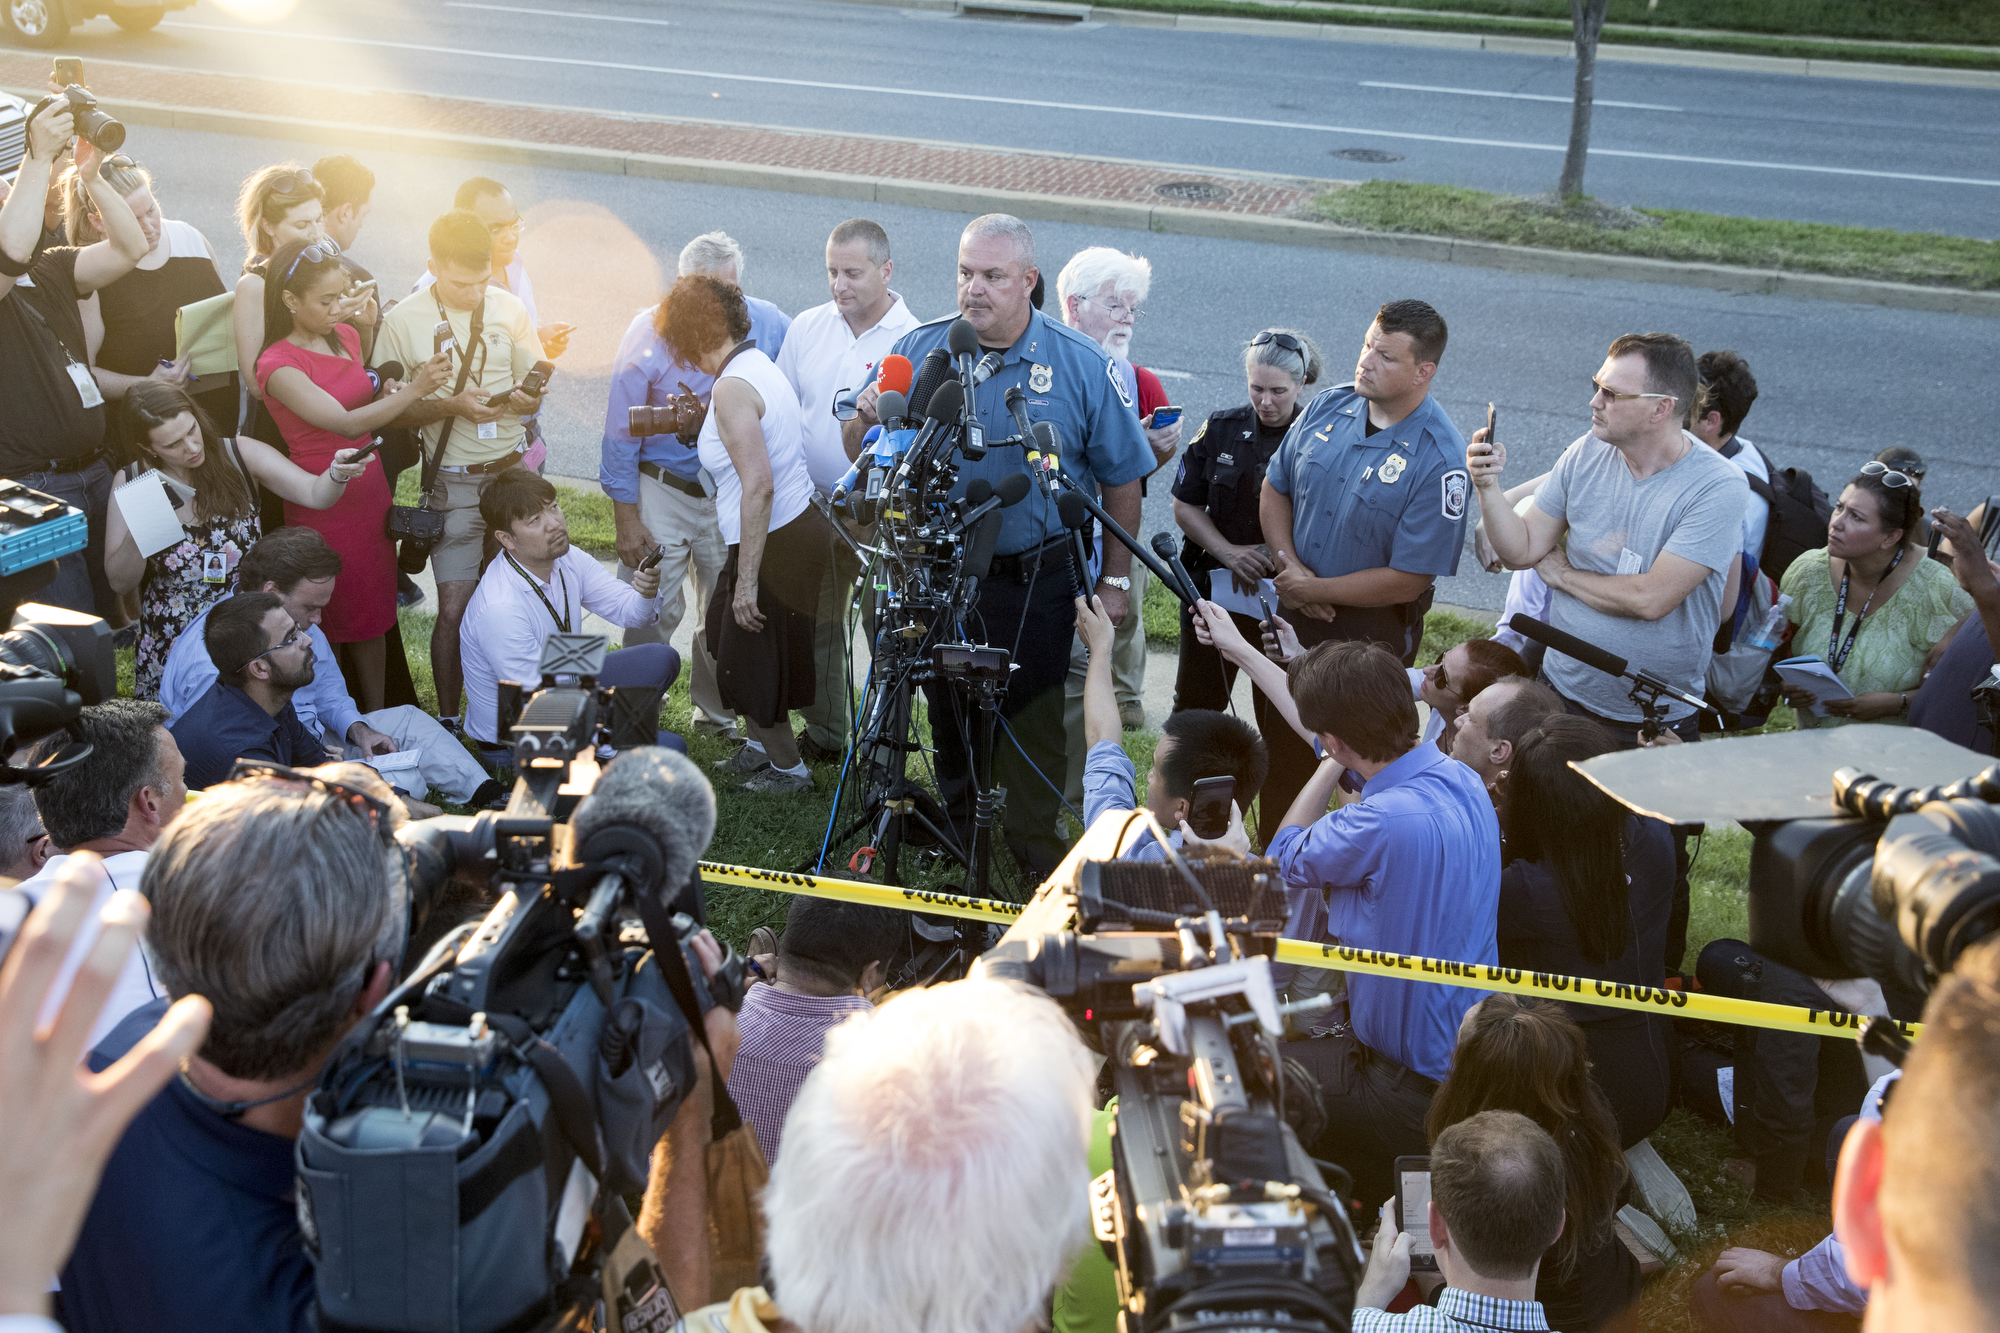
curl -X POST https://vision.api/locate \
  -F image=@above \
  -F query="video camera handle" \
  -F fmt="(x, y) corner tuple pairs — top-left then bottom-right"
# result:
(1507, 613), (1715, 738)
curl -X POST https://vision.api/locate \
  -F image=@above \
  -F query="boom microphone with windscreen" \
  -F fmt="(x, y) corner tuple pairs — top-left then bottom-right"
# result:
(570, 746), (718, 908)
(1507, 614), (1628, 679)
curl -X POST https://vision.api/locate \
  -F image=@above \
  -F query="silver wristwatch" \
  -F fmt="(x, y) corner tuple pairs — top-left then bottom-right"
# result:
(1097, 575), (1132, 591)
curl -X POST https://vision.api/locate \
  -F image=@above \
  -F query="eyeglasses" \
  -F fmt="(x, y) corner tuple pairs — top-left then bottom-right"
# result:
(1860, 460), (1917, 488)
(226, 760), (396, 842)
(486, 214), (524, 237)
(283, 243), (333, 280)
(249, 623), (307, 663)
(1428, 660), (1459, 700)
(1078, 294), (1141, 321)
(1590, 377), (1676, 404)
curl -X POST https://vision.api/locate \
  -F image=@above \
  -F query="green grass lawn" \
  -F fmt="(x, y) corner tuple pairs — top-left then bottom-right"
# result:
(1094, 0), (2000, 67)
(1313, 180), (2000, 287)
(392, 473), (618, 557)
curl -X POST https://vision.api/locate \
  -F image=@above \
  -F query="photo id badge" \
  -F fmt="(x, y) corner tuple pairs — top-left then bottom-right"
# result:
(477, 420), (499, 441)
(67, 362), (105, 408)
(201, 551), (229, 584)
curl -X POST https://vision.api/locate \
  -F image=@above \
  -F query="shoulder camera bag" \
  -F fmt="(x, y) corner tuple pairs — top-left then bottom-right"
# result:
(385, 294), (486, 573)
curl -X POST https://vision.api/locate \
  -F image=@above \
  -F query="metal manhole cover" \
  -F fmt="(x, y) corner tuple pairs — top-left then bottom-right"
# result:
(1333, 148), (1405, 163)
(1155, 180), (1233, 202)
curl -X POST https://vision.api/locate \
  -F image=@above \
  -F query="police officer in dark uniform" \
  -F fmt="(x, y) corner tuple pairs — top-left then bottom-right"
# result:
(1171, 328), (1323, 718)
(845, 214), (1151, 874)
(1258, 299), (1469, 824)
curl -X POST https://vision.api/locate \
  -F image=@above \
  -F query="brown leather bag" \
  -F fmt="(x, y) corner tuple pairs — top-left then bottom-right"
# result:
(704, 1101), (770, 1298)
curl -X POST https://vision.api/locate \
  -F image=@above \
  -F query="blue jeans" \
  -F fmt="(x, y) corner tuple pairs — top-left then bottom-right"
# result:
(17, 460), (112, 617)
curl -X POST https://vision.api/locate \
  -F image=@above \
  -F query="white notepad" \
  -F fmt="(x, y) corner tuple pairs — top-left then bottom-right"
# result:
(111, 469), (187, 559)
(1773, 655), (1854, 718)
(1206, 569), (1278, 621)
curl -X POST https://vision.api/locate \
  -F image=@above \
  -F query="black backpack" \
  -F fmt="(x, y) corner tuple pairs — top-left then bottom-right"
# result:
(1730, 442), (1831, 581)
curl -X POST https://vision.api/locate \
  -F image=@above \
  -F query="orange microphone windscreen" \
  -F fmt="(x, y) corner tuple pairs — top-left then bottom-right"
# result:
(876, 354), (914, 396)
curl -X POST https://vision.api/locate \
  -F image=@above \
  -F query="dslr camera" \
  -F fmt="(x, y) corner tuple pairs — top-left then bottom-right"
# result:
(984, 848), (1362, 1333)
(628, 382), (705, 445)
(28, 85), (125, 153)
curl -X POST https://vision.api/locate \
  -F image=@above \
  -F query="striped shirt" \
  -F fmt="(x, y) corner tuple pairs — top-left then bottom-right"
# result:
(1353, 1287), (1551, 1332)
(724, 984), (871, 1165)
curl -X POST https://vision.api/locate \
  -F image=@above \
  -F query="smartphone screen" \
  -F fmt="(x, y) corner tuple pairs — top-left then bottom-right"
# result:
(1394, 1157), (1439, 1273)
(1150, 406), (1183, 428)
(53, 58), (83, 86)
(1187, 776), (1234, 840)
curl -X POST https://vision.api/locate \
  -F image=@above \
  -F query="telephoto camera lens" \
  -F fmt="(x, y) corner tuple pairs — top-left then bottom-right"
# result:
(61, 88), (124, 152)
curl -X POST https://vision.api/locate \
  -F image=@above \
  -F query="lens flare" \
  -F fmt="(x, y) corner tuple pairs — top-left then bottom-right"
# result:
(518, 201), (662, 377)
(210, 0), (301, 21)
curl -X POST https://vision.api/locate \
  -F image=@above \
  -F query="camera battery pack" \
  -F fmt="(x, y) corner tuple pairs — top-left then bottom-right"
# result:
(0, 482), (87, 577)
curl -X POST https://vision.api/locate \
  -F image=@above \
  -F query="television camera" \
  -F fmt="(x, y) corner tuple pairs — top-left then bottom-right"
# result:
(982, 824), (1363, 1332)
(0, 480), (117, 785)
(298, 633), (744, 1333)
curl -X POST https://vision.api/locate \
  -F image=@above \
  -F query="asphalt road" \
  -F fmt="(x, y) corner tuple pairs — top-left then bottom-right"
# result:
(40, 0), (2000, 238)
(130, 123), (2000, 616)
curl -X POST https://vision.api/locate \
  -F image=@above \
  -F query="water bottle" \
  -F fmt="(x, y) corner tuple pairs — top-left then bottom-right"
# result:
(1744, 593), (1792, 653)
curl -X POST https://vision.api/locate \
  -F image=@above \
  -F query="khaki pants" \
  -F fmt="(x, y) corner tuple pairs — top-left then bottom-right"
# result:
(615, 473), (732, 733)
(799, 537), (863, 753)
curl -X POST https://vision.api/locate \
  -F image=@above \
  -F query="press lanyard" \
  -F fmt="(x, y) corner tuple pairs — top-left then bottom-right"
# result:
(1827, 546), (1903, 673)
(504, 552), (571, 633)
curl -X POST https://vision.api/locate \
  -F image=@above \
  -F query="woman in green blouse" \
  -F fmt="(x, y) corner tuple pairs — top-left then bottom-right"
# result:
(1780, 462), (1972, 727)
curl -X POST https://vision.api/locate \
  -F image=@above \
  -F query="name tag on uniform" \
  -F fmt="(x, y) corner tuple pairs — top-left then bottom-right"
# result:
(477, 420), (499, 441)
(68, 362), (104, 408)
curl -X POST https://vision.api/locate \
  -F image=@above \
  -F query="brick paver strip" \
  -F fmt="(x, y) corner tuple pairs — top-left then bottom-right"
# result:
(3, 53), (1323, 217)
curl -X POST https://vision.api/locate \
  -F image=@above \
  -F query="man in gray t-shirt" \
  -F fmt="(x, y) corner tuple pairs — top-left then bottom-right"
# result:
(1468, 332), (1747, 733)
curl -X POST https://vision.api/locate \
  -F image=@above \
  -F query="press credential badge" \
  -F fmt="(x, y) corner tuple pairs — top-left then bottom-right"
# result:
(68, 362), (104, 408)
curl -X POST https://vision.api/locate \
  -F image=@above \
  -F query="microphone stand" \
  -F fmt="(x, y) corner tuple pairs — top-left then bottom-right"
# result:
(1044, 466), (1194, 607)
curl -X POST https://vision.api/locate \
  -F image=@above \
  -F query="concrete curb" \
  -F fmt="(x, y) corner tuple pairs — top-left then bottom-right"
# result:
(51, 90), (1999, 320)
(863, 0), (2000, 89)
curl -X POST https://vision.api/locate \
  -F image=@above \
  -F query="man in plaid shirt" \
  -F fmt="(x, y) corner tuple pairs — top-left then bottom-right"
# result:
(724, 897), (899, 1165)
(1353, 1110), (1565, 1332)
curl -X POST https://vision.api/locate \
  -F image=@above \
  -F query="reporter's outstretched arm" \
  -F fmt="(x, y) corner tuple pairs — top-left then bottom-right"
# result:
(1191, 601), (1313, 746)
(1077, 595), (1120, 750)
(0, 856), (211, 1320)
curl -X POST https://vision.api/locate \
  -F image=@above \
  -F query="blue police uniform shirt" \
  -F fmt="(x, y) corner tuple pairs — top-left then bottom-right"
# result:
(890, 308), (1152, 557)
(61, 999), (314, 1333)
(1265, 385), (1469, 584)
(599, 296), (792, 502)
(1265, 742), (1500, 1082)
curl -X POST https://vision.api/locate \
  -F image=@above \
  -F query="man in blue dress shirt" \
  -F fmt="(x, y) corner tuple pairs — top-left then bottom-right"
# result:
(169, 592), (328, 791)
(1259, 298), (1469, 828)
(1265, 638), (1500, 1207)
(600, 231), (791, 740)
(844, 215), (1152, 872)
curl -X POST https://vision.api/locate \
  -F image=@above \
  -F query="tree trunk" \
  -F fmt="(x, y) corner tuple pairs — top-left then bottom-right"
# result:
(1560, 0), (1610, 199)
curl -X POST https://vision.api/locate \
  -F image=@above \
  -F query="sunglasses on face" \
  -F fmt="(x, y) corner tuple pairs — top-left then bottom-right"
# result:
(1590, 377), (1676, 404)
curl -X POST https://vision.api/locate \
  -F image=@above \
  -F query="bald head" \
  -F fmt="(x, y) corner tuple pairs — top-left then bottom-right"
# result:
(1450, 675), (1564, 787)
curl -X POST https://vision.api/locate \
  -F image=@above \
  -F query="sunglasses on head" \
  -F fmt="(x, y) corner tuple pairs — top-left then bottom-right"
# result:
(283, 243), (335, 281)
(1252, 330), (1304, 353)
(266, 168), (314, 195)
(225, 760), (397, 842)
(1861, 460), (1917, 489)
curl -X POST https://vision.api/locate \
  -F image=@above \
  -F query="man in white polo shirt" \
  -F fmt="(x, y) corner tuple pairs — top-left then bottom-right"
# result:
(775, 218), (921, 761)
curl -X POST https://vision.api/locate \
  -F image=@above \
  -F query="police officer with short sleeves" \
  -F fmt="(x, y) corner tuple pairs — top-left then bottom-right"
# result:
(1257, 299), (1469, 823)
(845, 214), (1151, 874)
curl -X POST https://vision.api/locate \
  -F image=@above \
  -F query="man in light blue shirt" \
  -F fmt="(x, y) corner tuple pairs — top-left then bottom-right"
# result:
(159, 530), (495, 806)
(599, 230), (790, 739)
(1260, 636), (1500, 1208)
(1074, 594), (1260, 860)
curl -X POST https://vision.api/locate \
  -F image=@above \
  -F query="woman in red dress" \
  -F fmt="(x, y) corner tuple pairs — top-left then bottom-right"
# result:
(256, 239), (448, 710)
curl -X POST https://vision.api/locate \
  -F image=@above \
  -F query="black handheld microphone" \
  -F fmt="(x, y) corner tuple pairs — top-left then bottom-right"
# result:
(957, 472), (1030, 531)
(906, 348), (950, 419)
(964, 509), (1005, 587)
(1150, 531), (1203, 609)
(904, 378), (965, 475)
(947, 318), (980, 374)
(1057, 491), (1093, 597)
(1508, 614), (1627, 679)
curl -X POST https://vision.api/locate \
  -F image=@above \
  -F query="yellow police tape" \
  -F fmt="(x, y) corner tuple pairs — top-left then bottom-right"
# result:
(696, 861), (1920, 1042)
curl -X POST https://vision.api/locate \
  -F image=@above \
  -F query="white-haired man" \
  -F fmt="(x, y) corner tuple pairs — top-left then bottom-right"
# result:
(1055, 248), (1180, 815)
(605, 231), (792, 736)
(776, 217), (922, 762)
(674, 978), (1096, 1333)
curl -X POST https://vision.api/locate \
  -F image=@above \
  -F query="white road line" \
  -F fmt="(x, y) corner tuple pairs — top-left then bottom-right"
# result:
(444, 2), (674, 25)
(1360, 80), (1682, 112)
(160, 22), (2000, 189)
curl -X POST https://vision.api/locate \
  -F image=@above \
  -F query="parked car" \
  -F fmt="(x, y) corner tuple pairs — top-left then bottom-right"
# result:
(4, 0), (196, 47)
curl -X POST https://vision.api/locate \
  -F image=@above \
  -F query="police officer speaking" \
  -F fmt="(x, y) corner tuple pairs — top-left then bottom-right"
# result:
(845, 213), (1152, 874)
(1257, 298), (1469, 822)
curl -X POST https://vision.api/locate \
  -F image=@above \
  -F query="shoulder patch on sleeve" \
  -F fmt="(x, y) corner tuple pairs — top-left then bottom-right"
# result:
(1189, 419), (1208, 448)
(1441, 469), (1468, 521)
(1107, 357), (1134, 409)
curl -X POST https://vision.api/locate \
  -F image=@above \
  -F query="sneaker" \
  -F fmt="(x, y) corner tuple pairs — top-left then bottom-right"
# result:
(741, 765), (813, 794)
(439, 716), (463, 737)
(397, 571), (425, 609)
(714, 743), (771, 777)
(795, 732), (844, 766)
(1119, 703), (1147, 731)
